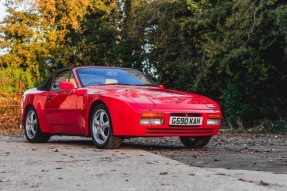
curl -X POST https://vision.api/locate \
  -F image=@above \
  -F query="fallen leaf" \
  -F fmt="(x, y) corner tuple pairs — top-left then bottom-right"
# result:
(216, 173), (229, 176)
(238, 178), (253, 183)
(259, 180), (269, 186)
(0, 179), (9, 182)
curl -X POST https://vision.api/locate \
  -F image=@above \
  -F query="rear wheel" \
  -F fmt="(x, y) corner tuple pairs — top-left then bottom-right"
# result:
(180, 136), (211, 148)
(24, 107), (50, 143)
(90, 104), (122, 149)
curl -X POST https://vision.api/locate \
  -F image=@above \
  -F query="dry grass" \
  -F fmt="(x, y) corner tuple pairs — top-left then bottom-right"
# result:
(0, 93), (22, 136)
(0, 127), (23, 137)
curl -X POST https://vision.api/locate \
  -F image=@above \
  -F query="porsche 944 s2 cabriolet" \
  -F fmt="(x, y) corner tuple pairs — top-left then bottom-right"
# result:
(21, 66), (222, 149)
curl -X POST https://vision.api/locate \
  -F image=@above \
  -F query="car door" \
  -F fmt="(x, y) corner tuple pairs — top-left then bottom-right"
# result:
(43, 70), (83, 135)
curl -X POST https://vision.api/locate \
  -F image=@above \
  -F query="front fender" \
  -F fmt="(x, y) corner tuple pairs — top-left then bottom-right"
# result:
(83, 94), (140, 136)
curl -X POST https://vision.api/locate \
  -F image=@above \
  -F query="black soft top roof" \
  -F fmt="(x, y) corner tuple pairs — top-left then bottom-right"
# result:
(36, 68), (72, 91)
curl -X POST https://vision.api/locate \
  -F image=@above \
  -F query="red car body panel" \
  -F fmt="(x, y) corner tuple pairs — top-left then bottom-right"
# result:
(21, 67), (222, 138)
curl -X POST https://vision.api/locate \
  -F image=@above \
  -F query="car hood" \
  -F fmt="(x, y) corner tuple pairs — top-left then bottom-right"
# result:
(91, 86), (220, 110)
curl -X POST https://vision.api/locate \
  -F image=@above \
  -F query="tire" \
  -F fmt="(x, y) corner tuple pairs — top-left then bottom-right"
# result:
(90, 104), (122, 149)
(180, 136), (211, 148)
(24, 107), (50, 143)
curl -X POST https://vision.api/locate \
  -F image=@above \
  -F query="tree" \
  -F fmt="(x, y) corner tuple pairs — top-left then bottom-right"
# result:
(207, 0), (287, 127)
(0, 0), (118, 85)
(118, 0), (287, 128)
(1, 0), (286, 129)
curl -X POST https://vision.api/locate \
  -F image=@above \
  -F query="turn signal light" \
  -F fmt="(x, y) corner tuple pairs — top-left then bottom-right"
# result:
(207, 114), (221, 118)
(140, 113), (165, 117)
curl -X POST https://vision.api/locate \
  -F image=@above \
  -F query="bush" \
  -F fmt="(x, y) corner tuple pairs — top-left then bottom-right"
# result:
(0, 67), (35, 93)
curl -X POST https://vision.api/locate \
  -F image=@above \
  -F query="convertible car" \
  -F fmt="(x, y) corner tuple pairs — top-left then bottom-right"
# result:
(21, 66), (222, 149)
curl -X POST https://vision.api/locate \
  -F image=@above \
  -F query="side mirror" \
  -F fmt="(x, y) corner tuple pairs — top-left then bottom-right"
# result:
(59, 81), (74, 91)
(59, 81), (86, 95)
(159, 84), (165, 89)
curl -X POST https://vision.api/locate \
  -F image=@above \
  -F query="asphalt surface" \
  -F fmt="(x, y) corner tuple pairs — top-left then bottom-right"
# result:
(123, 133), (287, 174)
(1, 136), (287, 191)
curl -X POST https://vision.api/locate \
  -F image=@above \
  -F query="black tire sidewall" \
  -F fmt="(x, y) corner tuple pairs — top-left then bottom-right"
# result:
(180, 136), (211, 148)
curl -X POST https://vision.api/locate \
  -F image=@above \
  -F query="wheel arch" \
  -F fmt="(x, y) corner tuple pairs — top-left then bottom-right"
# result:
(85, 95), (139, 137)
(22, 104), (35, 125)
(87, 100), (108, 136)
(22, 101), (50, 134)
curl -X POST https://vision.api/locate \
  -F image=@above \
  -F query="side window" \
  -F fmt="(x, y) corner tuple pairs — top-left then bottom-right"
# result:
(51, 71), (75, 91)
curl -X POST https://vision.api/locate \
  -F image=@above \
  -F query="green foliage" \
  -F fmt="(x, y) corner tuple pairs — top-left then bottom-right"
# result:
(0, 67), (34, 93)
(119, 0), (287, 129)
(221, 81), (250, 127)
(215, 0), (287, 127)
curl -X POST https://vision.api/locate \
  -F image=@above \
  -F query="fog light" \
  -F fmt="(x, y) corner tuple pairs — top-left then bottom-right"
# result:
(140, 118), (164, 125)
(207, 119), (221, 125)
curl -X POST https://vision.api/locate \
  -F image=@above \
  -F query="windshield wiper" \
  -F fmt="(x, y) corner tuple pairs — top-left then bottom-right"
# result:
(86, 83), (131, 87)
(134, 84), (159, 87)
(105, 83), (131, 85)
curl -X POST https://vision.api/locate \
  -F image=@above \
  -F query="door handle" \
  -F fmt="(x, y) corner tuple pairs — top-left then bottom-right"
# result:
(46, 96), (52, 101)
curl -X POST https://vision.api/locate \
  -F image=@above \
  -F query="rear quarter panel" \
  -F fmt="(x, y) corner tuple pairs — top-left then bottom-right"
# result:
(21, 89), (51, 133)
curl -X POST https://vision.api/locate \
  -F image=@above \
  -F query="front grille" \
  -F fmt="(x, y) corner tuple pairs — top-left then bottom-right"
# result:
(146, 127), (215, 135)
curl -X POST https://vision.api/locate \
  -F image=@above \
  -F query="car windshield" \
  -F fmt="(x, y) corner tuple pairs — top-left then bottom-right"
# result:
(76, 68), (157, 87)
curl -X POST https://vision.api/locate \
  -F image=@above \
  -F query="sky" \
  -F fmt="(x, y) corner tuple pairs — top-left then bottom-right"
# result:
(0, 0), (7, 21)
(0, 1), (7, 55)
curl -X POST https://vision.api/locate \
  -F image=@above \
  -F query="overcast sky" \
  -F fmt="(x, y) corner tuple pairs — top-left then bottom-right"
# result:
(0, 0), (7, 21)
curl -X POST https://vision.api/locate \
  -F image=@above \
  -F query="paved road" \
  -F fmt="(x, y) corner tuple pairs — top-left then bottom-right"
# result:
(1, 136), (287, 191)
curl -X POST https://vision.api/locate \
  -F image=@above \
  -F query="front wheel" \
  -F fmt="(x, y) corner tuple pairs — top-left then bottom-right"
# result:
(180, 136), (211, 148)
(90, 104), (122, 149)
(24, 107), (50, 143)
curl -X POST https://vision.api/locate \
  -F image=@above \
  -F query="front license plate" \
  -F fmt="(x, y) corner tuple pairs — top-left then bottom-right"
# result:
(169, 116), (202, 126)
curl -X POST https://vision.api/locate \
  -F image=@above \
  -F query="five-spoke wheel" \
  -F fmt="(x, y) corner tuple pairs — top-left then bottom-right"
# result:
(90, 104), (122, 149)
(24, 107), (50, 143)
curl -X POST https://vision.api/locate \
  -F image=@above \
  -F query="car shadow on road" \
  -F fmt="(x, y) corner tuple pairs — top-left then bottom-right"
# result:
(47, 136), (190, 151)
(120, 142), (186, 150)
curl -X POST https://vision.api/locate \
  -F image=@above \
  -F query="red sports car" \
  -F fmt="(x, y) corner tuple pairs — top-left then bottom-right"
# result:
(21, 66), (222, 149)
